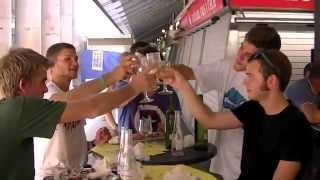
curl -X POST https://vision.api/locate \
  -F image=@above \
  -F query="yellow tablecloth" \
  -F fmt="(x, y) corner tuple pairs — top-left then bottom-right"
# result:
(91, 143), (218, 179)
(143, 165), (217, 180)
(90, 141), (166, 161)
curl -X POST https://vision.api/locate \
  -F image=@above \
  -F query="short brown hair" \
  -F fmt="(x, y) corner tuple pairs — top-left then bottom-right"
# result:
(245, 24), (281, 50)
(130, 41), (149, 53)
(135, 46), (158, 55)
(0, 48), (52, 98)
(249, 49), (292, 91)
(46, 42), (76, 62)
(304, 62), (312, 77)
(135, 46), (164, 60)
(308, 62), (320, 80)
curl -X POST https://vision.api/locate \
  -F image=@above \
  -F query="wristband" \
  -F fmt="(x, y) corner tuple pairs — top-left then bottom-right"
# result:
(99, 76), (108, 89)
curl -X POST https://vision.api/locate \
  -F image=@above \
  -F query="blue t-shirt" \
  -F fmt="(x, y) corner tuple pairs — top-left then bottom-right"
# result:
(286, 78), (320, 130)
(118, 84), (180, 133)
(286, 78), (320, 107)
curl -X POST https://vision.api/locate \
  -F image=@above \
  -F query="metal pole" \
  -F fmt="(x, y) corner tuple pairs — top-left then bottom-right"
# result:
(0, 0), (12, 56)
(15, 0), (42, 53)
(314, 0), (320, 62)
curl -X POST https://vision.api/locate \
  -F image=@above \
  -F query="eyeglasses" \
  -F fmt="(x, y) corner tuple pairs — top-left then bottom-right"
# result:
(249, 51), (281, 78)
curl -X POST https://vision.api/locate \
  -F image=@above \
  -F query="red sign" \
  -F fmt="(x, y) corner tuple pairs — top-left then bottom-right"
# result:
(178, 0), (224, 31)
(229, 0), (314, 11)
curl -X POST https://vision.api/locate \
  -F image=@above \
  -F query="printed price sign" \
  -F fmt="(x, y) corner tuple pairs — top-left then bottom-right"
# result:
(92, 50), (103, 71)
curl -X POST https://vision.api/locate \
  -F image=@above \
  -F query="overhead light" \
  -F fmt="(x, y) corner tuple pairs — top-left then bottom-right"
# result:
(235, 17), (314, 24)
(233, 11), (314, 24)
(234, 17), (314, 24)
(240, 11), (313, 19)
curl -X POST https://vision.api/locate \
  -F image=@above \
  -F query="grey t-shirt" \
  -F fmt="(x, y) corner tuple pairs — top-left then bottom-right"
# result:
(286, 78), (320, 130)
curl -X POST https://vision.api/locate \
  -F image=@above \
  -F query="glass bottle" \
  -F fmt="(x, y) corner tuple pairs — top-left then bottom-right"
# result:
(194, 119), (208, 151)
(117, 127), (126, 172)
(164, 94), (175, 149)
(171, 110), (184, 156)
(119, 129), (135, 179)
(194, 95), (208, 151)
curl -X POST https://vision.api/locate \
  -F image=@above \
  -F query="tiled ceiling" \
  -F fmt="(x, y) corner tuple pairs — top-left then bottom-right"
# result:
(93, 0), (183, 41)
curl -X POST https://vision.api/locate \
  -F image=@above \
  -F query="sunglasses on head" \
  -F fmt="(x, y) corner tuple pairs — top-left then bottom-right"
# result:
(249, 50), (281, 78)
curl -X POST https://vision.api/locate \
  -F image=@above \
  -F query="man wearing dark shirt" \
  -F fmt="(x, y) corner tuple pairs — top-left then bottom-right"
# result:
(286, 62), (320, 179)
(160, 49), (311, 180)
(118, 45), (181, 133)
(118, 85), (180, 133)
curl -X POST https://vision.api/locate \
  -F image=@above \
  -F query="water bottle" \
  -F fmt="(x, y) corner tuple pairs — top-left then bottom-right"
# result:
(171, 110), (184, 156)
(120, 129), (136, 180)
(117, 127), (126, 174)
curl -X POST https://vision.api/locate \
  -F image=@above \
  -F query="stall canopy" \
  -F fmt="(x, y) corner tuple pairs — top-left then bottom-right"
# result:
(92, 0), (183, 41)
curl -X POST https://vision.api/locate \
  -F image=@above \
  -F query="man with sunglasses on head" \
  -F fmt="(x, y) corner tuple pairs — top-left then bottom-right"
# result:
(286, 62), (320, 179)
(160, 49), (311, 180)
(173, 24), (281, 180)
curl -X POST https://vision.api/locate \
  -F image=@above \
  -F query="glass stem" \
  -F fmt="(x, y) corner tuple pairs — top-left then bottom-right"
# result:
(144, 91), (149, 99)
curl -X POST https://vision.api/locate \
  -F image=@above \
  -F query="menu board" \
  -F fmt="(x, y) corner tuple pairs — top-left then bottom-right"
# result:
(178, 0), (224, 31)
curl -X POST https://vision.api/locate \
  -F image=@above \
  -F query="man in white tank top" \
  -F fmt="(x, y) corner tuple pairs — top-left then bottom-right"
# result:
(34, 43), (86, 179)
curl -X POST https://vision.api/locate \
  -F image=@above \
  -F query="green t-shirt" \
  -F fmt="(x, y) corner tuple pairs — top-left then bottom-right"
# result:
(0, 96), (66, 180)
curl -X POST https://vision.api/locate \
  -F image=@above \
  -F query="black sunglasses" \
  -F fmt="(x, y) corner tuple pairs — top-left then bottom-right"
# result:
(249, 51), (281, 78)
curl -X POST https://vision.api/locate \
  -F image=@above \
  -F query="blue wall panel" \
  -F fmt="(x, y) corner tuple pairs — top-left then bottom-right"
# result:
(79, 50), (121, 81)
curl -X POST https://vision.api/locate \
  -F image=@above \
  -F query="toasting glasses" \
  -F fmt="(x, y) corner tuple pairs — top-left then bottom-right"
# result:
(138, 52), (161, 103)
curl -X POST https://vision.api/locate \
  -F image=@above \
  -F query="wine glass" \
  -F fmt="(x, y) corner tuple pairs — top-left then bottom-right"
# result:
(138, 116), (153, 137)
(146, 52), (161, 75)
(138, 55), (154, 103)
(138, 52), (161, 103)
(158, 60), (173, 95)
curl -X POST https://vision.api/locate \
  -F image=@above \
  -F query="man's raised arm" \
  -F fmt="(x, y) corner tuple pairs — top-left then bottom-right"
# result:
(59, 73), (155, 123)
(159, 68), (241, 130)
(52, 53), (138, 102)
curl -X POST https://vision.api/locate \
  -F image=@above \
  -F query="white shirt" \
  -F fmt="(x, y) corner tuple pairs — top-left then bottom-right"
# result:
(194, 60), (247, 180)
(34, 81), (87, 180)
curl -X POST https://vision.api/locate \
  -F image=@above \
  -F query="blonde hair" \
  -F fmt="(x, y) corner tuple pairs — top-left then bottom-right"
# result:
(0, 48), (52, 98)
